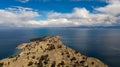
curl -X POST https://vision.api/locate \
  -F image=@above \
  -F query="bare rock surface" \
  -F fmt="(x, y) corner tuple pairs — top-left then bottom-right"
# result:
(0, 36), (108, 67)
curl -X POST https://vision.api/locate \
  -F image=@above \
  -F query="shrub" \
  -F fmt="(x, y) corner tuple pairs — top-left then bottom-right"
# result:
(57, 45), (62, 48)
(40, 54), (48, 61)
(28, 61), (33, 66)
(0, 62), (3, 67)
(47, 44), (55, 50)
(58, 61), (65, 66)
(37, 60), (43, 67)
(70, 57), (76, 61)
(51, 61), (56, 67)
(44, 60), (48, 65)
(74, 50), (79, 54)
(9, 55), (15, 58)
(67, 55), (70, 58)
(32, 56), (35, 59)
(91, 62), (94, 65)
(80, 60), (85, 64)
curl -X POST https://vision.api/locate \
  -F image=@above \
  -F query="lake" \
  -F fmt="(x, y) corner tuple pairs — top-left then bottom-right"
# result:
(0, 28), (120, 67)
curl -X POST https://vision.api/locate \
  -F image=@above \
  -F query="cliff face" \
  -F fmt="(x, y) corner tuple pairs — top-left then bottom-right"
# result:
(0, 36), (108, 67)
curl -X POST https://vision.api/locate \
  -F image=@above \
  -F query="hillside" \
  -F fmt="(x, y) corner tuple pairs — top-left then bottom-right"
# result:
(0, 36), (108, 67)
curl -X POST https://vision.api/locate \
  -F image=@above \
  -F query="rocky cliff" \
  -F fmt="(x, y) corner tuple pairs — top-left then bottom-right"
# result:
(0, 36), (108, 67)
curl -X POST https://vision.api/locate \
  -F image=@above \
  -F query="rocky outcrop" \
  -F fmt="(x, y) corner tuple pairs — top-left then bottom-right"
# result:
(0, 36), (108, 67)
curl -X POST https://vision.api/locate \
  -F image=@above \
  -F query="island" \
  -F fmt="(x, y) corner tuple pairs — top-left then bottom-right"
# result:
(0, 36), (108, 67)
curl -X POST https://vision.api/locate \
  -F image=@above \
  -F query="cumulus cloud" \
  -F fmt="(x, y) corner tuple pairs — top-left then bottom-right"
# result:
(0, 6), (40, 27)
(46, 7), (119, 26)
(17, 0), (29, 3)
(96, 0), (120, 16)
(0, 0), (120, 27)
(44, 0), (120, 26)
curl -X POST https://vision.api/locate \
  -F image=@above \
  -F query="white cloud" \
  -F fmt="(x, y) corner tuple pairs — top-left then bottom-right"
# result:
(47, 8), (90, 19)
(46, 7), (119, 26)
(0, 0), (120, 27)
(44, 0), (120, 26)
(0, 6), (40, 27)
(27, 18), (73, 27)
(106, 0), (120, 4)
(17, 0), (29, 3)
(96, 0), (120, 16)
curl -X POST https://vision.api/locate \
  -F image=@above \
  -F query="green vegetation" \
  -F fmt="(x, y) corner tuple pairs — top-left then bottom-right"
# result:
(61, 52), (64, 55)
(74, 50), (79, 54)
(70, 57), (76, 61)
(57, 45), (62, 48)
(82, 56), (86, 60)
(67, 55), (70, 58)
(91, 62), (94, 65)
(47, 44), (55, 50)
(66, 51), (69, 54)
(40, 54), (48, 61)
(28, 61), (33, 66)
(44, 60), (48, 65)
(80, 60), (85, 64)
(32, 56), (35, 59)
(8, 62), (10, 65)
(51, 61), (56, 67)
(37, 62), (43, 67)
(0, 62), (3, 67)
(57, 61), (65, 66)
(37, 54), (49, 66)
(9, 55), (15, 58)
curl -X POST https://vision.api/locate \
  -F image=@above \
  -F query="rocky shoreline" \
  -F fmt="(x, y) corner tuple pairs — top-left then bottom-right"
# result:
(0, 36), (108, 67)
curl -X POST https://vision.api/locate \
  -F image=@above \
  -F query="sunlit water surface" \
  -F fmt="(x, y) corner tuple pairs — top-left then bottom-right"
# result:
(0, 28), (120, 67)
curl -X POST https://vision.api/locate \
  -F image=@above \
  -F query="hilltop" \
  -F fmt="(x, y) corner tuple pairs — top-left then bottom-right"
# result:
(0, 36), (108, 67)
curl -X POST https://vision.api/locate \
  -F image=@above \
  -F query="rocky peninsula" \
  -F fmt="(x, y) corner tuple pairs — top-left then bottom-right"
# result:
(0, 36), (108, 67)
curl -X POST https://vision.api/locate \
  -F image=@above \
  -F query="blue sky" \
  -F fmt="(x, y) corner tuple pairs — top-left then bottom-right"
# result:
(0, 0), (120, 27)
(0, 0), (107, 13)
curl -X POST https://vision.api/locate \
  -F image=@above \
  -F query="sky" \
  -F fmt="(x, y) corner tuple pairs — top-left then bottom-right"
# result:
(0, 0), (120, 27)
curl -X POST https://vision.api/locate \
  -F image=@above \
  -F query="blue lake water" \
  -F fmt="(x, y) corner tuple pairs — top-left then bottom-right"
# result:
(0, 28), (120, 67)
